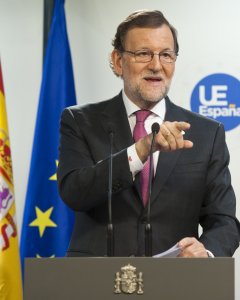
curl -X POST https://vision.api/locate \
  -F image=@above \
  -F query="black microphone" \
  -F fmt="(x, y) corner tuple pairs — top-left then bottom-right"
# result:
(107, 129), (114, 256)
(145, 122), (160, 257)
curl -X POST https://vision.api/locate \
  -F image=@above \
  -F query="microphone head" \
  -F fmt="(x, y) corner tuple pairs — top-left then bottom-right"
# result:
(151, 122), (160, 134)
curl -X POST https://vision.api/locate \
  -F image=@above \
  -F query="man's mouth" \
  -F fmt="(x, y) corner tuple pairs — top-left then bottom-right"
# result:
(144, 76), (162, 82)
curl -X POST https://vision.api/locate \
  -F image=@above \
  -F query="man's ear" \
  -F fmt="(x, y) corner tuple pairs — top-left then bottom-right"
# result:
(111, 50), (123, 77)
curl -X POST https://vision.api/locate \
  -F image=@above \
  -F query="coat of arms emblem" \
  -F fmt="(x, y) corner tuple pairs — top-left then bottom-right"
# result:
(114, 264), (144, 294)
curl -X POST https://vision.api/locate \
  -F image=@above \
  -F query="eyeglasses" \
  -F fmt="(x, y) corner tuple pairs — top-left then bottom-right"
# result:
(122, 49), (178, 64)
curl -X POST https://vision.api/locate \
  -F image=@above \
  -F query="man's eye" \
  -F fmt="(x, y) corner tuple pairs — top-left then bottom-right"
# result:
(136, 51), (150, 57)
(161, 52), (171, 58)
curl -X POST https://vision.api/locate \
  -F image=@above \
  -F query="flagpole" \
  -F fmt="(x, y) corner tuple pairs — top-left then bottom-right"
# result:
(43, 0), (55, 62)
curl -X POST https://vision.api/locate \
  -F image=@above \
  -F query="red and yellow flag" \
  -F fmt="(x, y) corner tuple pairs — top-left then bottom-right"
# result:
(0, 62), (23, 299)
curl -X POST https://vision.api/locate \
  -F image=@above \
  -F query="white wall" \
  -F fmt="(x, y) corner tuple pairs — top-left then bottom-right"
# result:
(0, 0), (240, 297)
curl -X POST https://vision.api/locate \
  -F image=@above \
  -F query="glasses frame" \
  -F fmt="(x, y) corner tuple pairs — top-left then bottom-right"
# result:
(122, 49), (178, 64)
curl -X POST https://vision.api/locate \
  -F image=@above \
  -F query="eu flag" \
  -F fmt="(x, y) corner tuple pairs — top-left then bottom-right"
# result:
(20, 0), (76, 267)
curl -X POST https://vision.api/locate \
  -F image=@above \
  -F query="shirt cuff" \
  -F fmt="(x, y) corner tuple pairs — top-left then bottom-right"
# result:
(127, 144), (144, 179)
(206, 250), (214, 257)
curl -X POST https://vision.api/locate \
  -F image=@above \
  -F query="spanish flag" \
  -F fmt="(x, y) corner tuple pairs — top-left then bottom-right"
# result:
(0, 62), (23, 299)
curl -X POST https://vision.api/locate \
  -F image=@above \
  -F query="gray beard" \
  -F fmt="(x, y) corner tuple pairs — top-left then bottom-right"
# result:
(135, 84), (170, 105)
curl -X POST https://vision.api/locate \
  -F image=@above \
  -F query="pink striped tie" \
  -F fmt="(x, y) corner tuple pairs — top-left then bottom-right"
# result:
(133, 110), (152, 206)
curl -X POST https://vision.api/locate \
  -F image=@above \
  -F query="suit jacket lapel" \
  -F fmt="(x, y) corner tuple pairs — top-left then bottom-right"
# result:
(100, 93), (143, 204)
(100, 93), (133, 152)
(151, 97), (191, 203)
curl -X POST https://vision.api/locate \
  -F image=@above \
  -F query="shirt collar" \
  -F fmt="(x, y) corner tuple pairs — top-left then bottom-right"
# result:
(122, 89), (166, 120)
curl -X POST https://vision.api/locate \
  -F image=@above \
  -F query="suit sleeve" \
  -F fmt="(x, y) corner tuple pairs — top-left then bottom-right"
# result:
(57, 108), (134, 212)
(199, 123), (240, 256)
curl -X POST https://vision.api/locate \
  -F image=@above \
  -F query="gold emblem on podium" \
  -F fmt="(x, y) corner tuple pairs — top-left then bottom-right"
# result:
(114, 264), (144, 294)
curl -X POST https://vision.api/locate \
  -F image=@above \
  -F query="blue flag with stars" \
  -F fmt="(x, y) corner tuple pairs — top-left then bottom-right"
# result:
(20, 0), (75, 268)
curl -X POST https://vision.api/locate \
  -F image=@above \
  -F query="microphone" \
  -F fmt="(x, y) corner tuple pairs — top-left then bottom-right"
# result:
(151, 122), (160, 135)
(107, 128), (114, 256)
(145, 122), (160, 257)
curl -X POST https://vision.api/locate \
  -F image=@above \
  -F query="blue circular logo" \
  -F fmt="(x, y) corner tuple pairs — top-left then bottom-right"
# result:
(190, 73), (240, 131)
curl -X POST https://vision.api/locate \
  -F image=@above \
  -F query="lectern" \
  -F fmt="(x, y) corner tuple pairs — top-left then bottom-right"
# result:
(24, 257), (234, 300)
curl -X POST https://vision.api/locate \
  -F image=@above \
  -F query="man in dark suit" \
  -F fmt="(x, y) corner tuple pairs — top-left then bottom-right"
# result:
(57, 10), (240, 257)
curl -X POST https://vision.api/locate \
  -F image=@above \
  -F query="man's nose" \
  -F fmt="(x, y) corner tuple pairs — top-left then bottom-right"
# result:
(147, 54), (163, 72)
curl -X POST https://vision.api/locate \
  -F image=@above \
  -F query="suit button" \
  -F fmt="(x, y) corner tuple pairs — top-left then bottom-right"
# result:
(112, 181), (122, 192)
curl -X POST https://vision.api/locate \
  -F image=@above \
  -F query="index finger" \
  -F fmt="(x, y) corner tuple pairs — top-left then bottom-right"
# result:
(175, 121), (191, 132)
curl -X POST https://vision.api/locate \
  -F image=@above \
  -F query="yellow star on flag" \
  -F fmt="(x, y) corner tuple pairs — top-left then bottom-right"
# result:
(29, 206), (57, 237)
(49, 160), (59, 180)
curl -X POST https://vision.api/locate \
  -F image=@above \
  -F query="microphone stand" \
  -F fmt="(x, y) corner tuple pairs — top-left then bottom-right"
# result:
(145, 123), (160, 257)
(107, 131), (114, 256)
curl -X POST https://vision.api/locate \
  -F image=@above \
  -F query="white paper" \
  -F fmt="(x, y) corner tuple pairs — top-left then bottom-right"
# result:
(153, 243), (181, 258)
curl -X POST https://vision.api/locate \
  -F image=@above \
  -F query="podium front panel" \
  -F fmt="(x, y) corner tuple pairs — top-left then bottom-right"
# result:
(24, 257), (234, 300)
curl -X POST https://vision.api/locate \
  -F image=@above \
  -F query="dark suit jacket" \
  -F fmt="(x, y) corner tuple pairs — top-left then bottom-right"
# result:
(57, 92), (240, 257)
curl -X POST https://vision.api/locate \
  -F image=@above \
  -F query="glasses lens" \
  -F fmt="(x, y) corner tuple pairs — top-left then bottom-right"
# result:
(134, 50), (152, 62)
(160, 51), (176, 63)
